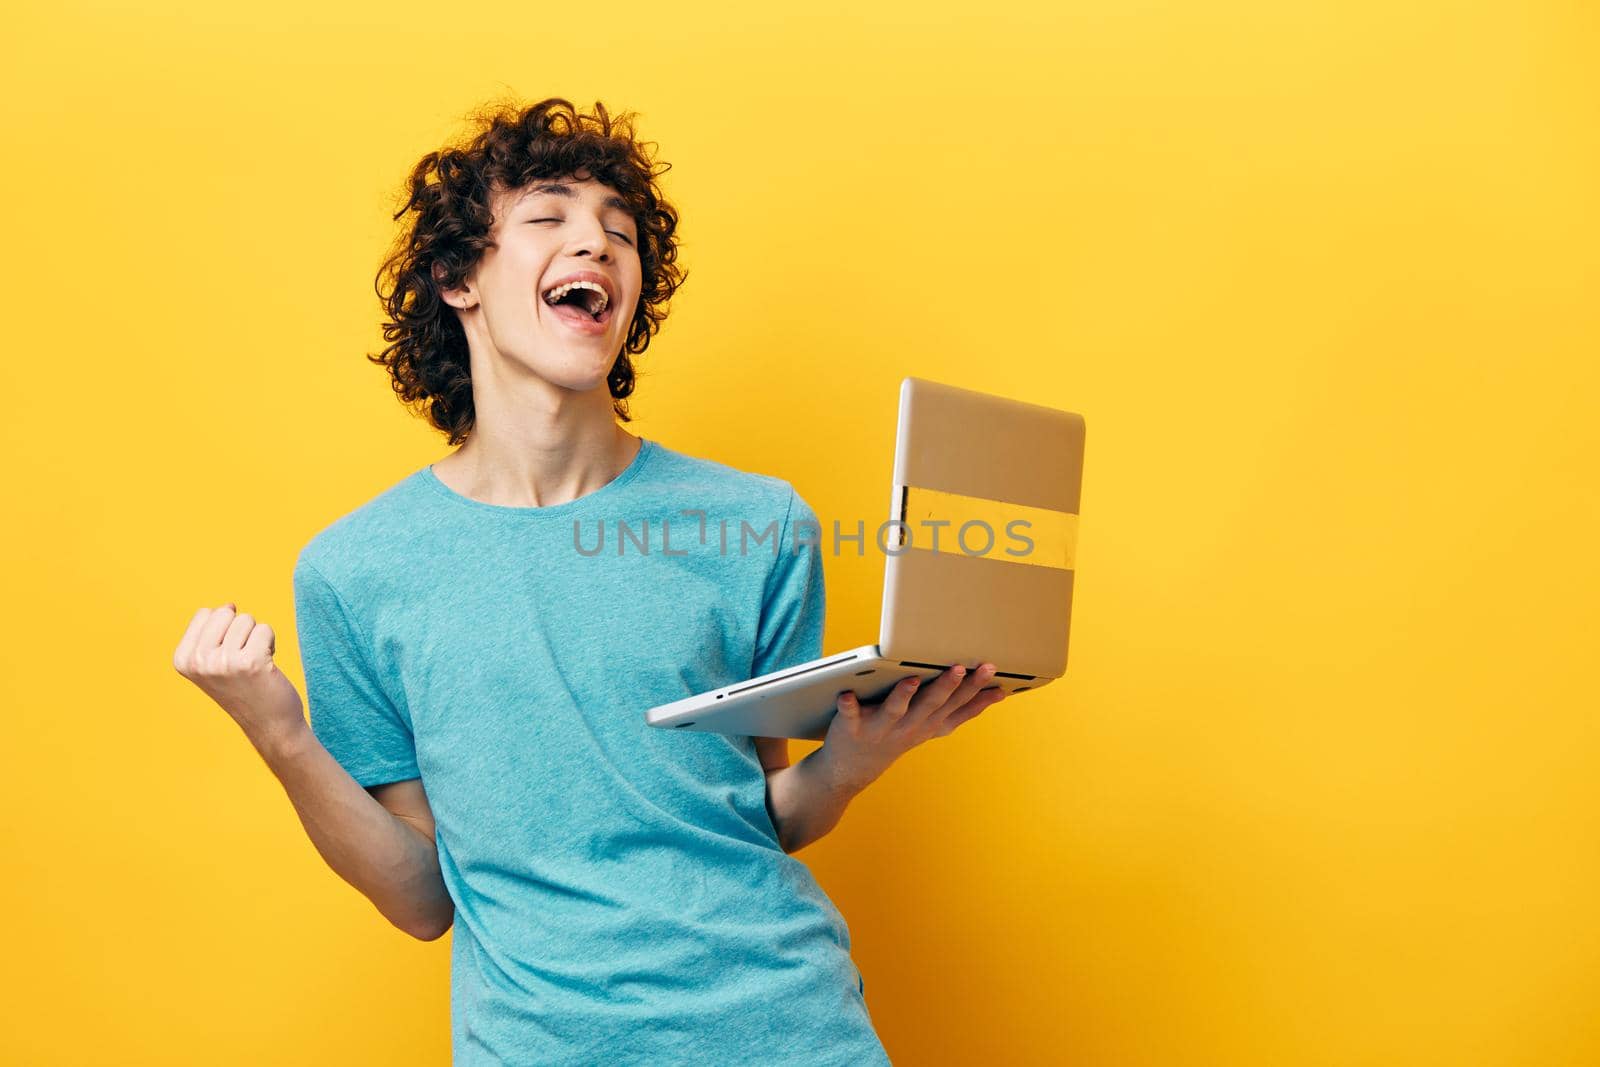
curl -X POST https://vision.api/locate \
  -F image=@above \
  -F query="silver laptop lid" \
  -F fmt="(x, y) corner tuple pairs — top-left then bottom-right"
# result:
(877, 377), (1086, 679)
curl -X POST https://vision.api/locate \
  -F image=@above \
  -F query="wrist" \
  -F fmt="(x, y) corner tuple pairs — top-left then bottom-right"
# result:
(813, 745), (881, 797)
(249, 716), (315, 766)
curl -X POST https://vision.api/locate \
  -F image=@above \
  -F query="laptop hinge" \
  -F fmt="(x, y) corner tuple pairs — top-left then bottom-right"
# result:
(896, 659), (1037, 681)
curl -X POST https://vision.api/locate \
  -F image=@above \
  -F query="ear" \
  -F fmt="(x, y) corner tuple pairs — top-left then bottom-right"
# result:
(433, 261), (474, 310)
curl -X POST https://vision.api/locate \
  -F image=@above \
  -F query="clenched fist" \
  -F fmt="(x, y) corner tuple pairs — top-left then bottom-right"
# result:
(174, 602), (307, 754)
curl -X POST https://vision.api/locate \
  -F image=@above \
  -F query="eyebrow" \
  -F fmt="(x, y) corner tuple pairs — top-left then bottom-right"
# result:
(516, 182), (632, 215)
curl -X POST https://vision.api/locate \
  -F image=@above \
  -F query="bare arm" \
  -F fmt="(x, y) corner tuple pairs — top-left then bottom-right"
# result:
(175, 602), (454, 941)
(260, 727), (454, 940)
(762, 665), (1007, 853)
(763, 748), (863, 855)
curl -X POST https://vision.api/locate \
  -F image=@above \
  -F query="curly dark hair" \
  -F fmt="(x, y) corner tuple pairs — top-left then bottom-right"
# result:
(369, 96), (687, 445)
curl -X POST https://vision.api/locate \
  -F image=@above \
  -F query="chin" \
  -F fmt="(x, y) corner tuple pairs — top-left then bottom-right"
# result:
(527, 360), (618, 396)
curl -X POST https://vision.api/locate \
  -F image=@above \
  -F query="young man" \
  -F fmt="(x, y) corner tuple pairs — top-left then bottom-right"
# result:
(172, 98), (1006, 1064)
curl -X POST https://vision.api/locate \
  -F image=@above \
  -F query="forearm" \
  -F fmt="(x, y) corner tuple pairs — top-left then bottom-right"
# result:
(249, 722), (453, 940)
(764, 748), (866, 854)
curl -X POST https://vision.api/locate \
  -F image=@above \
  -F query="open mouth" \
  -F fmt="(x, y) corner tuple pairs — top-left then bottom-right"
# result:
(542, 280), (613, 327)
(545, 301), (615, 331)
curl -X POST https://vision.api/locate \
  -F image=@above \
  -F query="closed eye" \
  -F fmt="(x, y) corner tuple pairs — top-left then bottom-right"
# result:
(530, 218), (634, 244)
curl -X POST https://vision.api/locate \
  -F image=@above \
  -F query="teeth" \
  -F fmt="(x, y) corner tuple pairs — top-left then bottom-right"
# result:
(542, 279), (609, 314)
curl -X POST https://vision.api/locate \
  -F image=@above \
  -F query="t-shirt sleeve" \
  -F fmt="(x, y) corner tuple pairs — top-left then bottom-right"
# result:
(292, 553), (421, 788)
(750, 487), (827, 679)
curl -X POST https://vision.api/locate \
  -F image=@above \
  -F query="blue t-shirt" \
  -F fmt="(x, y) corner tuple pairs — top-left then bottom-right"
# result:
(291, 436), (890, 1066)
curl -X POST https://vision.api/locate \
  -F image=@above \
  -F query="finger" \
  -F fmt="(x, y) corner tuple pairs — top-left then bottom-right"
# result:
(243, 621), (276, 660)
(929, 663), (998, 727)
(198, 603), (238, 648)
(881, 674), (922, 723)
(835, 689), (860, 720)
(223, 612), (256, 651)
(938, 687), (1006, 736)
(908, 663), (971, 720)
(173, 608), (211, 667)
(950, 663), (997, 705)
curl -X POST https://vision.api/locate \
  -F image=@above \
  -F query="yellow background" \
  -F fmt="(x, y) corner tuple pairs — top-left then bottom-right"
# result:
(4, 1), (1597, 1063)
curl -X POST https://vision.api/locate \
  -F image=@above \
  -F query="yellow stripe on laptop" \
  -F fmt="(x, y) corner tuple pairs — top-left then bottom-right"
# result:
(899, 485), (1078, 571)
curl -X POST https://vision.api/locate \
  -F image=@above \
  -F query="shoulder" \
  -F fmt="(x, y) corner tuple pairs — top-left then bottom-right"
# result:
(294, 467), (432, 593)
(644, 439), (813, 523)
(645, 442), (823, 586)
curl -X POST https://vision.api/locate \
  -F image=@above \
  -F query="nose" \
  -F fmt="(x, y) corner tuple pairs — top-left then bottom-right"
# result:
(566, 217), (613, 262)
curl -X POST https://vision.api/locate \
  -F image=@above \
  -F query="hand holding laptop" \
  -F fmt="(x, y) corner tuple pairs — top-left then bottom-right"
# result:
(819, 661), (1008, 791)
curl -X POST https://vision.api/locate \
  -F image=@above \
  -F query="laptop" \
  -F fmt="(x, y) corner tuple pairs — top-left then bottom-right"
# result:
(644, 376), (1086, 740)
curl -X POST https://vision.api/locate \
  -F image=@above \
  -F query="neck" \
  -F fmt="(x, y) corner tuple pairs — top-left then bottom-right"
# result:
(433, 376), (640, 509)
